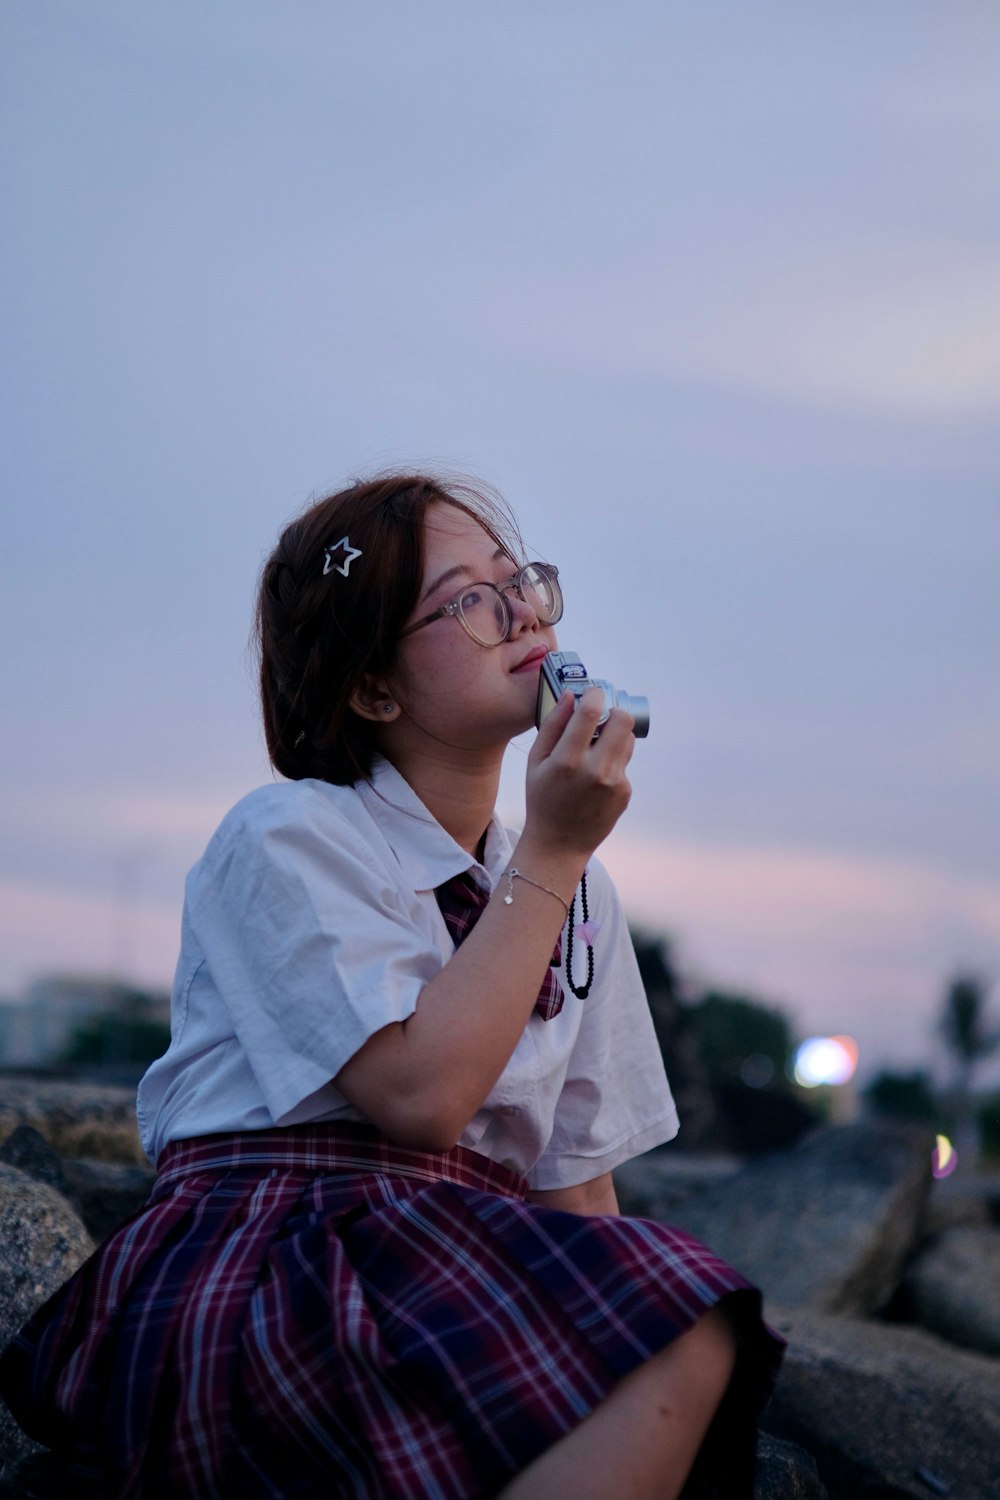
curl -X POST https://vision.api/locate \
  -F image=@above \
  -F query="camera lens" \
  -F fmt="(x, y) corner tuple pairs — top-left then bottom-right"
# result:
(614, 691), (650, 738)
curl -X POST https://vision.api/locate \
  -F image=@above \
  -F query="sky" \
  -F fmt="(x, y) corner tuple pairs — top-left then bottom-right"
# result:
(2, 1), (999, 1086)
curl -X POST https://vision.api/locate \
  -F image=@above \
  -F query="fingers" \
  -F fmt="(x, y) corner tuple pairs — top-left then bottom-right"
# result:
(560, 687), (635, 764)
(531, 686), (576, 760)
(524, 689), (634, 856)
(531, 687), (635, 772)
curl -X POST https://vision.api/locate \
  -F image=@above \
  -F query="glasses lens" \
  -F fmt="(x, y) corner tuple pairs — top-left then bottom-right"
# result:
(456, 584), (508, 646)
(521, 564), (562, 623)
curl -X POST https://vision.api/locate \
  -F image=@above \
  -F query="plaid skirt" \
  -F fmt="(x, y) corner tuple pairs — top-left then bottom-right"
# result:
(0, 1123), (783, 1499)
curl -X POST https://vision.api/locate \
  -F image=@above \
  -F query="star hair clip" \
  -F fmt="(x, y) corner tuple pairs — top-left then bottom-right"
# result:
(322, 536), (363, 578)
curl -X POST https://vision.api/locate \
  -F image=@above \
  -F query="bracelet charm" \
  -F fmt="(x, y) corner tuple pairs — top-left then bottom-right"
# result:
(503, 867), (570, 918)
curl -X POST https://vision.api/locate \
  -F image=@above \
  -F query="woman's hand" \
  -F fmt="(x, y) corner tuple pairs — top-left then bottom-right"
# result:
(521, 687), (635, 865)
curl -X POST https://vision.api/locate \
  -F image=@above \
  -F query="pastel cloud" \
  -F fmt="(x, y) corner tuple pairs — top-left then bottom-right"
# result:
(483, 251), (1000, 417)
(0, 876), (183, 999)
(599, 834), (1000, 1080)
(4, 787), (999, 1088)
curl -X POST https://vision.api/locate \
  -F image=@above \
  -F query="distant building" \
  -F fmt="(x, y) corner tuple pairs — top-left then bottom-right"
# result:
(0, 975), (169, 1068)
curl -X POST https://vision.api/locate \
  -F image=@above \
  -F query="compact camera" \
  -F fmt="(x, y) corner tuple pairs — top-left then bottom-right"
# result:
(535, 651), (650, 738)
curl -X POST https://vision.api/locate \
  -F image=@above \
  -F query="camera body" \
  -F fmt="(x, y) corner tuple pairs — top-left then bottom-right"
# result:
(535, 650), (650, 738)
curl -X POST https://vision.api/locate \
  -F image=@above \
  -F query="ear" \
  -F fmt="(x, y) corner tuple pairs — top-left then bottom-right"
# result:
(349, 673), (400, 723)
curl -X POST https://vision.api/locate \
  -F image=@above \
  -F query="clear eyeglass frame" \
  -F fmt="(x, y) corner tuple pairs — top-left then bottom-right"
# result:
(400, 562), (562, 647)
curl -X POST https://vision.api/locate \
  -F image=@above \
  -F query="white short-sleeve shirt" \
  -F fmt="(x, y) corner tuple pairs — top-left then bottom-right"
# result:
(137, 758), (679, 1187)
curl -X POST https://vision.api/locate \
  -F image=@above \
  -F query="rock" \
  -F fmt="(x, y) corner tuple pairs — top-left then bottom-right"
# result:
(650, 1122), (933, 1316)
(765, 1306), (1000, 1500)
(0, 1450), (63, 1495)
(754, 1432), (829, 1499)
(0, 1077), (143, 1166)
(0, 1164), (93, 1478)
(921, 1171), (1000, 1237)
(897, 1227), (1000, 1358)
(0, 1163), (93, 1346)
(0, 1130), (71, 1203)
(61, 1158), (154, 1242)
(0, 1124), (154, 1244)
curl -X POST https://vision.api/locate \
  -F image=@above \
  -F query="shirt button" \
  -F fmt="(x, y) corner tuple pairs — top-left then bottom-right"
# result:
(500, 1106), (520, 1117)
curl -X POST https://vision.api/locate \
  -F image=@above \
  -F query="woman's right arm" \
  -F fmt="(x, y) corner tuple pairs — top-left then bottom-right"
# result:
(333, 688), (636, 1151)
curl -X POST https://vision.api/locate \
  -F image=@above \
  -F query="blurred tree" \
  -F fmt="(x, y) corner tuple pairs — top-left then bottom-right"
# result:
(62, 1013), (171, 1067)
(938, 973), (998, 1166)
(631, 930), (684, 1056)
(940, 974), (999, 1088)
(688, 991), (794, 1083)
(630, 930), (717, 1149)
(685, 990), (816, 1152)
(59, 987), (170, 1070)
(629, 932), (816, 1154)
(863, 1069), (940, 1127)
(978, 1091), (1000, 1165)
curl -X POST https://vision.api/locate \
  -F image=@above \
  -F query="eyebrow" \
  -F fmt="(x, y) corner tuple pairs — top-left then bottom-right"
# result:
(419, 546), (510, 605)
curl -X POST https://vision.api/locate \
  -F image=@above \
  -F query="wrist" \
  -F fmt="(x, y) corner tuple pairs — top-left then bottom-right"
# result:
(509, 834), (587, 899)
(502, 867), (570, 917)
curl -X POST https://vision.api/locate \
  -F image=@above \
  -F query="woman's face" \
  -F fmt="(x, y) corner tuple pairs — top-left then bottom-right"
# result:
(388, 502), (559, 753)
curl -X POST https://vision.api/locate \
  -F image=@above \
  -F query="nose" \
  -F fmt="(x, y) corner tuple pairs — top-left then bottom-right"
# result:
(503, 583), (541, 636)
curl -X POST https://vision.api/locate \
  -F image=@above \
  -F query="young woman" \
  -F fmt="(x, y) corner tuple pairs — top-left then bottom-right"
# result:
(1, 473), (782, 1498)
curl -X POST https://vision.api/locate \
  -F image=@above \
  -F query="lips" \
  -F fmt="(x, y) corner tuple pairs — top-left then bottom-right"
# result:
(513, 647), (550, 672)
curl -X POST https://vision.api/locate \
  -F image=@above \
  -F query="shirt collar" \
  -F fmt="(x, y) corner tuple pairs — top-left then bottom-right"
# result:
(356, 757), (513, 894)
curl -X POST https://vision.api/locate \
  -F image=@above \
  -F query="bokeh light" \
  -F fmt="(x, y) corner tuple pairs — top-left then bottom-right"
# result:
(932, 1134), (958, 1179)
(793, 1035), (859, 1088)
(740, 1053), (775, 1089)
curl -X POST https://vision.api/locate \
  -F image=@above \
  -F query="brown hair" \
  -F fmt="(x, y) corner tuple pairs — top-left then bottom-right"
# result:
(255, 472), (522, 785)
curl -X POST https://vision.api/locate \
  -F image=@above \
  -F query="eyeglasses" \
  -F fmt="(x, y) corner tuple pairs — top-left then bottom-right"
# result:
(400, 562), (563, 647)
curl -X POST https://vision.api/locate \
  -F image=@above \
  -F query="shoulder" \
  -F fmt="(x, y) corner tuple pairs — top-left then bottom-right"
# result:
(215, 777), (359, 834)
(201, 778), (376, 871)
(186, 777), (415, 926)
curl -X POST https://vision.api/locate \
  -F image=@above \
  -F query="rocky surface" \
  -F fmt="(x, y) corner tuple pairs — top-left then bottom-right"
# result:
(620, 1121), (933, 1316)
(60, 1157), (155, 1243)
(0, 1161), (93, 1479)
(1, 1082), (999, 1499)
(920, 1170), (1000, 1236)
(0, 1125), (154, 1243)
(753, 1433), (829, 1499)
(896, 1225), (1000, 1358)
(765, 1306), (1000, 1499)
(0, 1078), (144, 1166)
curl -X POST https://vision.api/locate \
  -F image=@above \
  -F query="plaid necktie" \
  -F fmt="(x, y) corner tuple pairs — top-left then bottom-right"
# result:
(434, 871), (564, 1021)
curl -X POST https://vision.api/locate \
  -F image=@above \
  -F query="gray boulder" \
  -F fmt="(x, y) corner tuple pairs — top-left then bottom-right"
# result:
(754, 1433), (829, 1499)
(765, 1306), (1000, 1500)
(0, 1125), (154, 1245)
(0, 1450), (64, 1496)
(0, 1163), (93, 1478)
(898, 1226), (1000, 1358)
(61, 1157), (154, 1243)
(0, 1130), (70, 1203)
(921, 1171), (1000, 1237)
(643, 1122), (932, 1315)
(0, 1078), (144, 1166)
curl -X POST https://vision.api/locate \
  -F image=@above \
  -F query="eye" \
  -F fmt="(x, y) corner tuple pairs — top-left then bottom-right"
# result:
(459, 587), (486, 611)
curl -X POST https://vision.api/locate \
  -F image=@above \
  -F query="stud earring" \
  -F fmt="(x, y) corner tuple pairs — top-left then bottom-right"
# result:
(382, 703), (395, 715)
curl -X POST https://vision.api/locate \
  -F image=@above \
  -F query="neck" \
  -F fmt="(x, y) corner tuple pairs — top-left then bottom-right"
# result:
(381, 743), (504, 857)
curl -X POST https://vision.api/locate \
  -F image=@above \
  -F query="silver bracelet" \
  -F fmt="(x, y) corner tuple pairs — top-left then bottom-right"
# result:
(503, 867), (570, 918)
